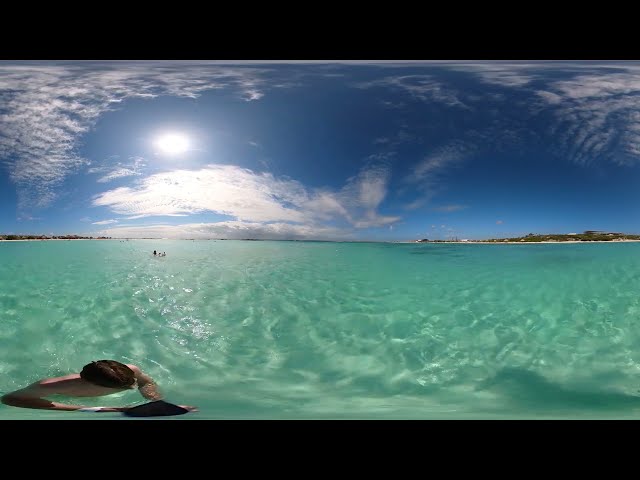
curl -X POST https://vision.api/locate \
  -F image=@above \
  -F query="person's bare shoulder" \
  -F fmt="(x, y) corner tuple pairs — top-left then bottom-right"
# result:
(23, 374), (80, 394)
(126, 364), (156, 386)
(127, 364), (151, 380)
(6, 379), (61, 398)
(2, 374), (81, 403)
(126, 364), (142, 374)
(38, 373), (79, 385)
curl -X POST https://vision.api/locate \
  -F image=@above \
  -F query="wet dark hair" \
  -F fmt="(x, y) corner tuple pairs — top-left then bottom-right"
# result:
(80, 360), (136, 388)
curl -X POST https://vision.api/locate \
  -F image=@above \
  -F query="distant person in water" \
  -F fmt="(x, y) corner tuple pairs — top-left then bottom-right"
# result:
(1, 359), (196, 413)
(153, 250), (157, 256)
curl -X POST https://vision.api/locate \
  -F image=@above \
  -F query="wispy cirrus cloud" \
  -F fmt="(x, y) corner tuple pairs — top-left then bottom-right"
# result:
(426, 223), (458, 240)
(93, 221), (353, 241)
(379, 100), (405, 109)
(8, 60), (640, 221)
(243, 90), (264, 101)
(449, 62), (640, 168)
(460, 63), (544, 87)
(373, 128), (415, 149)
(339, 165), (400, 228)
(356, 75), (469, 109)
(431, 204), (467, 212)
(404, 141), (474, 210)
(456, 61), (612, 88)
(537, 70), (640, 166)
(92, 219), (118, 225)
(536, 90), (563, 105)
(411, 142), (472, 182)
(97, 168), (142, 183)
(92, 163), (399, 230)
(0, 63), (274, 211)
(402, 142), (474, 211)
(89, 156), (146, 183)
(353, 213), (400, 229)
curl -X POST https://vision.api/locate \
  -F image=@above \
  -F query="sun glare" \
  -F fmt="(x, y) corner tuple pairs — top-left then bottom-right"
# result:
(156, 133), (189, 154)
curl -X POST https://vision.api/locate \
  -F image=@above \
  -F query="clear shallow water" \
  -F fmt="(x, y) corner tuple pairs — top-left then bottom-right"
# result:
(2, 239), (640, 419)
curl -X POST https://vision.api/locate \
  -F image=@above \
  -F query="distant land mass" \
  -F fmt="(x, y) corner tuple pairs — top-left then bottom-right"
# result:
(3, 230), (640, 243)
(0, 234), (110, 240)
(415, 231), (640, 243)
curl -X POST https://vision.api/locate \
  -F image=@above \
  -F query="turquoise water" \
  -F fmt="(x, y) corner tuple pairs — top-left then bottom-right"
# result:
(2, 239), (640, 419)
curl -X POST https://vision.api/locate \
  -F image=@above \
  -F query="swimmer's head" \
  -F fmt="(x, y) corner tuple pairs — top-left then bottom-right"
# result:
(80, 360), (136, 389)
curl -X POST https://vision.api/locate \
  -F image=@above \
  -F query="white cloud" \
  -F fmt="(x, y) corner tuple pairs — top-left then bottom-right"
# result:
(0, 63), (273, 211)
(303, 192), (351, 222)
(405, 198), (428, 210)
(496, 220), (503, 224)
(441, 62), (640, 167)
(93, 165), (308, 222)
(93, 221), (352, 241)
(454, 62), (607, 88)
(8, 61), (640, 218)
(243, 90), (264, 101)
(353, 213), (400, 229)
(410, 141), (471, 187)
(92, 219), (118, 225)
(411, 144), (469, 181)
(89, 156), (146, 183)
(92, 163), (399, 230)
(97, 168), (140, 183)
(356, 75), (468, 109)
(380, 100), (405, 109)
(355, 167), (387, 209)
(339, 165), (400, 228)
(462, 63), (541, 87)
(536, 90), (563, 104)
(427, 63), (640, 168)
(538, 70), (640, 166)
(403, 141), (473, 211)
(372, 130), (414, 149)
(17, 214), (40, 221)
(431, 204), (467, 212)
(549, 73), (640, 100)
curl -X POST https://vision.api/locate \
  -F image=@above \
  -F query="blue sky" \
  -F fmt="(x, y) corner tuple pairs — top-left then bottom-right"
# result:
(1, 60), (640, 241)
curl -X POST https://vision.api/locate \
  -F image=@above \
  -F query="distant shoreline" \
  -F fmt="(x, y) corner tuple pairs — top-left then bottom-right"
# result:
(401, 239), (640, 244)
(0, 238), (99, 242)
(3, 238), (640, 244)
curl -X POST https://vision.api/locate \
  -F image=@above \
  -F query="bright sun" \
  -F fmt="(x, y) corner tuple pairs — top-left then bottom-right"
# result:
(156, 133), (189, 154)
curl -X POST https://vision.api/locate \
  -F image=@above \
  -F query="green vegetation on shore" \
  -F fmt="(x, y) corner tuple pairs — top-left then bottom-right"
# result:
(415, 231), (640, 243)
(3, 231), (640, 243)
(486, 231), (640, 242)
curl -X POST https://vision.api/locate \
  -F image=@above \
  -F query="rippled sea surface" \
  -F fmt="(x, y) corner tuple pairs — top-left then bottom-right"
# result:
(3, 239), (640, 419)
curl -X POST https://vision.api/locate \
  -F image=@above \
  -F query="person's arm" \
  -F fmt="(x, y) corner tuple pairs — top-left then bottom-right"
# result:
(127, 364), (163, 401)
(0, 383), (125, 412)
